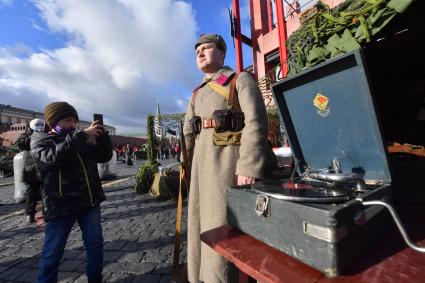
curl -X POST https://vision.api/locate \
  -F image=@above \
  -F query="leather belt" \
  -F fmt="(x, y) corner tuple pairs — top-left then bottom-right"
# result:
(202, 118), (216, 129)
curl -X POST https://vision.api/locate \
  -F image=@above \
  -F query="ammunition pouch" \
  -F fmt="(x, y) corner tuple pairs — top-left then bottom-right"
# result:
(213, 130), (242, 146)
(212, 109), (245, 133)
(190, 116), (202, 135)
(212, 109), (232, 133)
(231, 111), (245, 132)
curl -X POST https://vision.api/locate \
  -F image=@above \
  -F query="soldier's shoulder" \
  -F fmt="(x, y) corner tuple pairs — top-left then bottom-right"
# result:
(236, 71), (257, 89)
(221, 66), (235, 77)
(237, 71), (254, 81)
(214, 67), (236, 86)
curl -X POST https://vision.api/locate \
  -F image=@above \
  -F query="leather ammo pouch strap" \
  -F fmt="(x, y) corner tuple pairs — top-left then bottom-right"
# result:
(228, 73), (241, 111)
(212, 73), (245, 146)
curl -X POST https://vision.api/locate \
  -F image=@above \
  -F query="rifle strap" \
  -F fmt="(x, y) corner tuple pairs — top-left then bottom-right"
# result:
(171, 165), (184, 281)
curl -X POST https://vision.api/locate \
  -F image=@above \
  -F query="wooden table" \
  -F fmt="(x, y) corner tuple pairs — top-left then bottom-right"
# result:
(200, 204), (425, 283)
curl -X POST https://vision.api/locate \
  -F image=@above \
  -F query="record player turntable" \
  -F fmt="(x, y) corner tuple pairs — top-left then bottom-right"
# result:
(251, 158), (371, 205)
(226, 50), (425, 277)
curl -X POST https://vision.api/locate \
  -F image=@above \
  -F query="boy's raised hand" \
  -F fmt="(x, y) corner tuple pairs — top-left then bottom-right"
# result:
(84, 121), (104, 137)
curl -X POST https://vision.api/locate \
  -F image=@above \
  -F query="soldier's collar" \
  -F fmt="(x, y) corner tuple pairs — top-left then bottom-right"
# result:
(193, 66), (235, 93)
(205, 66), (235, 84)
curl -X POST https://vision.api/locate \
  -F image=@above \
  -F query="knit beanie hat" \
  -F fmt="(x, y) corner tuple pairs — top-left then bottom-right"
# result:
(44, 102), (79, 127)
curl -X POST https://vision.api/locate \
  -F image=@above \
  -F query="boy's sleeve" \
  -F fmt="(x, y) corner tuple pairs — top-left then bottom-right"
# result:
(31, 130), (88, 168)
(95, 133), (113, 163)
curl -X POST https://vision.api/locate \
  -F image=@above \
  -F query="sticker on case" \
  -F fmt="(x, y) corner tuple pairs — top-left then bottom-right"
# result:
(313, 93), (330, 117)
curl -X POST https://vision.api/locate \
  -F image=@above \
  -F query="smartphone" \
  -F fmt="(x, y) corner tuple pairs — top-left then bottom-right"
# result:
(93, 113), (103, 125)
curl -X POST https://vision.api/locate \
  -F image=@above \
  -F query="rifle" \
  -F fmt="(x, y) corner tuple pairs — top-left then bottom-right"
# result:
(171, 121), (191, 282)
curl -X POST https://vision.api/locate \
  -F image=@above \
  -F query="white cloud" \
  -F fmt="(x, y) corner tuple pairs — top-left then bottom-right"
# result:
(0, 0), (12, 8)
(0, 0), (201, 135)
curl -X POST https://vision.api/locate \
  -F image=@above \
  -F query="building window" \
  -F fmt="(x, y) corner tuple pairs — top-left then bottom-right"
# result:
(21, 119), (26, 124)
(11, 117), (17, 124)
(1, 116), (7, 124)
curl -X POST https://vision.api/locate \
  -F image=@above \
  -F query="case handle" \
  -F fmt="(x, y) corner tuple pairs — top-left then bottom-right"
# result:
(359, 199), (425, 253)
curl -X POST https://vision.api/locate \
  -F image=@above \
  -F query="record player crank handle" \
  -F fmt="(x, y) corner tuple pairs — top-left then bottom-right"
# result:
(360, 200), (425, 253)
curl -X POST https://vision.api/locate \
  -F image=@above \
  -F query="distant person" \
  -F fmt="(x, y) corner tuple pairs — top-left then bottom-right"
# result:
(165, 145), (170, 159)
(154, 144), (160, 160)
(160, 143), (165, 160)
(175, 142), (180, 162)
(31, 102), (112, 283)
(171, 145), (176, 158)
(125, 143), (133, 165)
(15, 118), (45, 223)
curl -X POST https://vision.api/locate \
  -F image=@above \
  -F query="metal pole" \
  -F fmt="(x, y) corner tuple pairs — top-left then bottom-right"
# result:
(275, 0), (288, 78)
(266, 0), (273, 32)
(232, 0), (244, 72)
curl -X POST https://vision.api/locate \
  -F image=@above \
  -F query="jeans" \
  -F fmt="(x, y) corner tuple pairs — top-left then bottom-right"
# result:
(37, 205), (103, 283)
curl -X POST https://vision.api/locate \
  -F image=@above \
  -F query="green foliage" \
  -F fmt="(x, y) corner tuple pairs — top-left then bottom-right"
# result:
(134, 160), (158, 194)
(286, 0), (414, 75)
(134, 115), (158, 194)
(146, 115), (155, 162)
(267, 108), (283, 147)
(0, 147), (18, 177)
(267, 107), (279, 119)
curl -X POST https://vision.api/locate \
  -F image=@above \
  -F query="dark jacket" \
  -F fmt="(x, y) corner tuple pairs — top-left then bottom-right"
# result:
(16, 130), (32, 151)
(16, 130), (40, 184)
(30, 130), (113, 221)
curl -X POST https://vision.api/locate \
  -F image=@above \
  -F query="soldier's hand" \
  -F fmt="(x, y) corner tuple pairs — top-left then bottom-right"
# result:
(237, 175), (256, 186)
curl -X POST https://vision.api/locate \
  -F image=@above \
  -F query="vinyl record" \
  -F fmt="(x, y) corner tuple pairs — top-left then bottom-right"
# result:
(252, 179), (353, 203)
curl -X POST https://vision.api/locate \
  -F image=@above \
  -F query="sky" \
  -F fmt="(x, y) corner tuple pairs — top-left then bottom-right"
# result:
(0, 0), (253, 135)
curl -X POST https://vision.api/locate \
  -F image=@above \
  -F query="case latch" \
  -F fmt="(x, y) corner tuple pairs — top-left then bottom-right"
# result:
(255, 194), (269, 217)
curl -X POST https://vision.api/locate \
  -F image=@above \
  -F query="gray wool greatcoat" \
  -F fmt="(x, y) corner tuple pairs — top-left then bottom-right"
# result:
(183, 66), (269, 283)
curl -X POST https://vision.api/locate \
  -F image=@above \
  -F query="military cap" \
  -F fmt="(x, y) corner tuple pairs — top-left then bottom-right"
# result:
(195, 33), (227, 54)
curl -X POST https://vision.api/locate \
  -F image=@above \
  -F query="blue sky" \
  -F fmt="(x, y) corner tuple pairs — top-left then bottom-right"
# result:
(0, 0), (252, 134)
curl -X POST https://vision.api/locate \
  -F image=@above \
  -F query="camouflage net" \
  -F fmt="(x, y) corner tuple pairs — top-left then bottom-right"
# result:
(286, 0), (415, 75)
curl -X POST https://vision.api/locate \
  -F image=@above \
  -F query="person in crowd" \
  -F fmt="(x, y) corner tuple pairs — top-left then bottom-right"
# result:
(165, 145), (170, 159)
(160, 143), (165, 160)
(125, 143), (133, 165)
(175, 143), (180, 162)
(31, 102), (112, 283)
(121, 144), (127, 162)
(15, 118), (45, 223)
(171, 144), (176, 158)
(183, 33), (270, 282)
(154, 144), (161, 160)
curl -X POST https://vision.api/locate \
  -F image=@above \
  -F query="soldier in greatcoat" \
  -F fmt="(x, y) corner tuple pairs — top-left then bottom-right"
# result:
(183, 33), (270, 283)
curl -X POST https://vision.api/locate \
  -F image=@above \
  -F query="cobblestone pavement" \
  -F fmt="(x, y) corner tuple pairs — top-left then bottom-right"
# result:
(0, 158), (188, 282)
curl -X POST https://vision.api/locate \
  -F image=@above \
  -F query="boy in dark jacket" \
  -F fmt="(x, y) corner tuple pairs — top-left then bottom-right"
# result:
(31, 102), (112, 283)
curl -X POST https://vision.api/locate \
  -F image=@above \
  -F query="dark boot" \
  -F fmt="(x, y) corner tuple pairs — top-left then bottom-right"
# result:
(88, 274), (102, 283)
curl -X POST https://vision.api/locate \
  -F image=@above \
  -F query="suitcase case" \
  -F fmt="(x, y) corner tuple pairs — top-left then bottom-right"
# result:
(227, 50), (393, 277)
